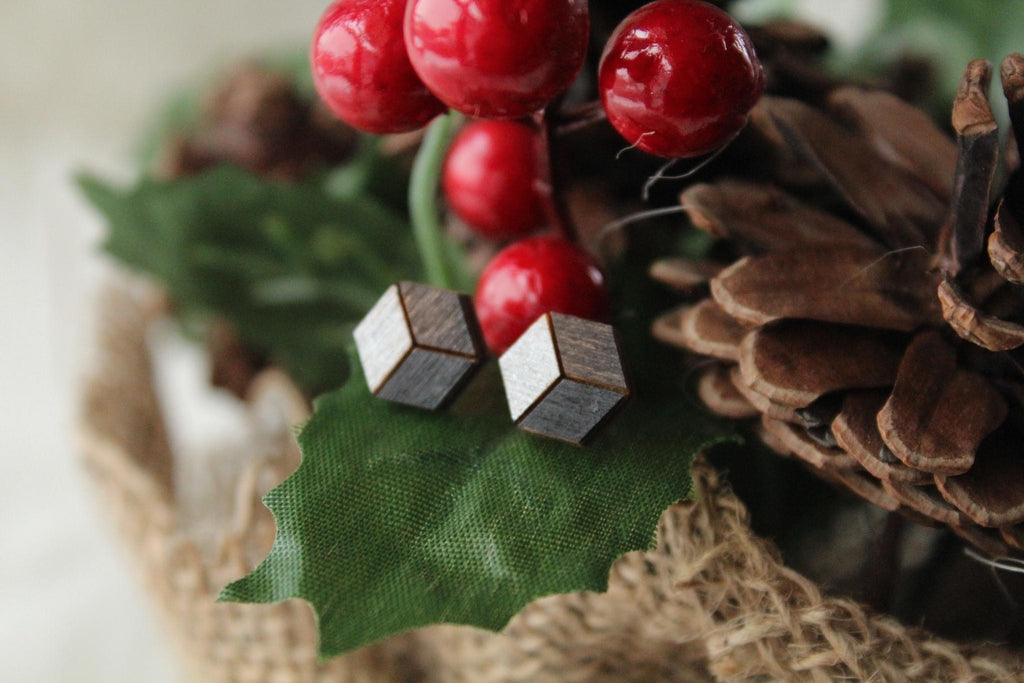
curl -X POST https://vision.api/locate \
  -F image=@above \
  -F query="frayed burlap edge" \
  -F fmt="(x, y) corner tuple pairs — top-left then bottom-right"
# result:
(79, 286), (1022, 682)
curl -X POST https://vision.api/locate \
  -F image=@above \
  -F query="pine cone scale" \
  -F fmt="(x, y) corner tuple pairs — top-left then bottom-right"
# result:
(697, 366), (759, 419)
(827, 87), (958, 200)
(766, 97), (946, 247)
(938, 276), (1024, 351)
(710, 247), (941, 331)
(989, 201), (1024, 284)
(738, 322), (903, 408)
(935, 430), (1024, 527)
(877, 330), (1007, 476)
(680, 180), (877, 251)
(832, 391), (932, 485)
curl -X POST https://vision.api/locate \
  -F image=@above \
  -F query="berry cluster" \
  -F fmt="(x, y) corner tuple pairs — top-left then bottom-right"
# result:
(312, 0), (763, 352)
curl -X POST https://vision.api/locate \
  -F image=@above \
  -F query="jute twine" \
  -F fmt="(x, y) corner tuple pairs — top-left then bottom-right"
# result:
(79, 287), (1023, 682)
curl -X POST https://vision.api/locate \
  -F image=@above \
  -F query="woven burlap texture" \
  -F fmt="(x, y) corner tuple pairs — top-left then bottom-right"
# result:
(79, 287), (1022, 682)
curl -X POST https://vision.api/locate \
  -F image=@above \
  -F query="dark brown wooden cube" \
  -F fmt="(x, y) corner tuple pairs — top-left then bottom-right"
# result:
(498, 312), (630, 444)
(353, 282), (485, 409)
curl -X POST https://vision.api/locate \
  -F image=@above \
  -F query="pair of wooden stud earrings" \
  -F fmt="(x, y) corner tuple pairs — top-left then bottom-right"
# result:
(353, 282), (631, 444)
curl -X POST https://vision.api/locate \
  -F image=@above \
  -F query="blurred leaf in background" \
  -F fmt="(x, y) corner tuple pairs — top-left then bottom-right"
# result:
(79, 165), (423, 393)
(859, 0), (1024, 122)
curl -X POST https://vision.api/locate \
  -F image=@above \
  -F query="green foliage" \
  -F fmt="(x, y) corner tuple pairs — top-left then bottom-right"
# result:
(867, 0), (1024, 118)
(78, 166), (423, 392)
(221, 351), (733, 658)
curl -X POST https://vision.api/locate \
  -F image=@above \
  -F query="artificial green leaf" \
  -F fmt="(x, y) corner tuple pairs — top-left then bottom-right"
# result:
(220, 352), (732, 658)
(78, 165), (423, 392)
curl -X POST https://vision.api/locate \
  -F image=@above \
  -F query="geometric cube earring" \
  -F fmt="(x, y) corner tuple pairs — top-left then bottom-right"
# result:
(353, 282), (486, 410)
(498, 312), (630, 445)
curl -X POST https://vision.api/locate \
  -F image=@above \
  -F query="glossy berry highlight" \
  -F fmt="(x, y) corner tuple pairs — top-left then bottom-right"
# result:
(475, 237), (610, 354)
(311, 0), (445, 134)
(404, 0), (590, 120)
(443, 121), (545, 239)
(599, 0), (764, 158)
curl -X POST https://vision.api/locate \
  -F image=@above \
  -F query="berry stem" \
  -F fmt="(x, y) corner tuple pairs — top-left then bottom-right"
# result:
(409, 111), (461, 289)
(536, 107), (579, 244)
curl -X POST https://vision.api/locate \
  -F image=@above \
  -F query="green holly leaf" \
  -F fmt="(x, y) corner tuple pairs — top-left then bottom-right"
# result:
(78, 165), (423, 392)
(220, 344), (733, 658)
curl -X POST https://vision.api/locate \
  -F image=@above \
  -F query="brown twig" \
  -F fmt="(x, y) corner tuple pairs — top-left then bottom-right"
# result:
(535, 106), (579, 243)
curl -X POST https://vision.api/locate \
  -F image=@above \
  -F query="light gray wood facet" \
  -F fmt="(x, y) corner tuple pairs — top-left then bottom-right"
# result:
(499, 315), (561, 421)
(499, 312), (631, 443)
(354, 283), (486, 409)
(518, 379), (626, 445)
(399, 281), (484, 356)
(353, 285), (413, 393)
(377, 348), (477, 410)
(549, 312), (628, 390)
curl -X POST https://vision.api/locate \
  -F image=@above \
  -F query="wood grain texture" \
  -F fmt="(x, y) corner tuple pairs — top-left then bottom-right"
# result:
(399, 281), (484, 356)
(498, 313), (629, 444)
(377, 348), (477, 410)
(550, 312), (626, 390)
(354, 282), (485, 409)
(518, 379), (626, 445)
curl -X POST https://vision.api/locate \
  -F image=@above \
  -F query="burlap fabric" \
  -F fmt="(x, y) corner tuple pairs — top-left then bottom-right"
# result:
(79, 287), (1023, 682)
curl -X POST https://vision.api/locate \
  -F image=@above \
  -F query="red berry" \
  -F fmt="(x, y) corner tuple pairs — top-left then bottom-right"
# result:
(443, 121), (545, 239)
(598, 0), (764, 158)
(311, 0), (445, 134)
(475, 237), (610, 354)
(404, 0), (590, 119)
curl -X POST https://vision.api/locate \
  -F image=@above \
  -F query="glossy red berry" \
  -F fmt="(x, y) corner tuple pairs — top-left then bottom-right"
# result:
(598, 0), (764, 158)
(443, 121), (545, 239)
(404, 0), (590, 119)
(475, 237), (610, 354)
(311, 0), (446, 134)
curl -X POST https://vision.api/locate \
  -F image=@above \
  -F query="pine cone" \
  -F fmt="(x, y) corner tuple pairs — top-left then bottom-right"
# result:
(158, 63), (358, 180)
(652, 55), (1024, 556)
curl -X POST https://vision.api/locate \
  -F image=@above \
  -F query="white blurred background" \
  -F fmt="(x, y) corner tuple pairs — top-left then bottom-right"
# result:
(0, 3), (325, 681)
(0, 1), (878, 681)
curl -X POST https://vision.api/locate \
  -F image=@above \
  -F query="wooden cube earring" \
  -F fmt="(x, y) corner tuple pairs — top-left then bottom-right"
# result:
(498, 312), (630, 445)
(353, 282), (486, 410)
